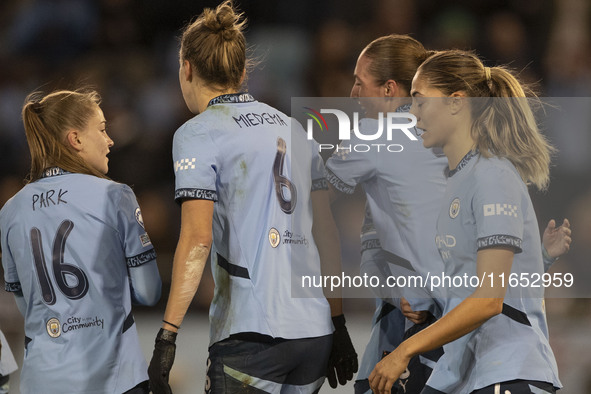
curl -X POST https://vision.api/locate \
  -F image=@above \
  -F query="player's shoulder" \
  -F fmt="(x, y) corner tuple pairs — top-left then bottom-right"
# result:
(473, 155), (520, 178)
(472, 154), (524, 191)
(62, 173), (133, 202)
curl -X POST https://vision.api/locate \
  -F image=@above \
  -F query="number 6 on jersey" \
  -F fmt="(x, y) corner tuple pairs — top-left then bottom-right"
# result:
(273, 137), (297, 214)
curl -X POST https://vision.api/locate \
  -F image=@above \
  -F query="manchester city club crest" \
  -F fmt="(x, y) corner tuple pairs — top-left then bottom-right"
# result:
(268, 228), (280, 248)
(46, 317), (61, 338)
(449, 198), (460, 218)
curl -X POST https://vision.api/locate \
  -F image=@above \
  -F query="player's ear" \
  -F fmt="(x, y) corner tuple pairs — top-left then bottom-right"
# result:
(183, 59), (193, 82)
(66, 130), (83, 152)
(384, 80), (398, 97)
(449, 91), (468, 115)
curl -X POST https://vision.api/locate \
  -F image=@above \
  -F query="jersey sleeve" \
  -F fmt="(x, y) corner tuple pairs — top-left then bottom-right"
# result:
(116, 185), (157, 266)
(1, 226), (21, 294)
(325, 123), (377, 194)
(473, 166), (524, 253)
(311, 145), (328, 192)
(115, 185), (161, 305)
(173, 123), (218, 203)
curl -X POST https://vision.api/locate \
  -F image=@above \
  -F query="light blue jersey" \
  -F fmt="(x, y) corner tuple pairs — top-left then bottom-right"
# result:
(1, 168), (161, 394)
(425, 151), (561, 393)
(172, 93), (332, 345)
(325, 105), (447, 314)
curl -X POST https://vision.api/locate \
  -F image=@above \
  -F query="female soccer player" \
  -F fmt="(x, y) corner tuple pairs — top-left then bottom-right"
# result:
(325, 34), (447, 394)
(368, 50), (563, 394)
(0, 89), (162, 394)
(147, 2), (356, 393)
(329, 36), (570, 394)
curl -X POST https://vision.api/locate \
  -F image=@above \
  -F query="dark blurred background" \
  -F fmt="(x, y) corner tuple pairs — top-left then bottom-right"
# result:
(1, 0), (590, 392)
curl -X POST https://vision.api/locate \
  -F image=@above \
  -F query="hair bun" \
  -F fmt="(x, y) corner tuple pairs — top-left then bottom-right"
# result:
(203, 3), (240, 40)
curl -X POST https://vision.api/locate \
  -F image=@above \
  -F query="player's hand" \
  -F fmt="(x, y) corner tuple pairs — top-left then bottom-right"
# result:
(542, 219), (571, 259)
(326, 314), (358, 388)
(148, 328), (177, 394)
(400, 298), (429, 324)
(369, 347), (410, 394)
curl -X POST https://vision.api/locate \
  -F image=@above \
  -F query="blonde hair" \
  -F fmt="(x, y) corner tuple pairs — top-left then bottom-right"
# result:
(22, 89), (109, 182)
(418, 50), (554, 190)
(180, 0), (249, 90)
(362, 34), (435, 95)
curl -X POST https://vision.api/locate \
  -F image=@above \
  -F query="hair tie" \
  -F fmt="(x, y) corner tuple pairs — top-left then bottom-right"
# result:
(31, 102), (43, 114)
(484, 67), (493, 90)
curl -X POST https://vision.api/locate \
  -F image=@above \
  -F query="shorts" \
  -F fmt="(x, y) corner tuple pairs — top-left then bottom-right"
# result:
(206, 333), (332, 394)
(354, 315), (443, 394)
(470, 380), (556, 394)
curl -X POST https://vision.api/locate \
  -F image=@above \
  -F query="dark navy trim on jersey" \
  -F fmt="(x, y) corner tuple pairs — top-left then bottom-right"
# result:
(25, 336), (32, 349)
(447, 149), (478, 177)
(175, 188), (217, 202)
(311, 178), (328, 192)
(122, 312), (135, 333)
(476, 234), (523, 253)
(502, 303), (532, 327)
(40, 167), (70, 178)
(208, 93), (255, 107)
(374, 302), (396, 324)
(354, 379), (370, 394)
(126, 249), (157, 268)
(325, 168), (355, 194)
(384, 250), (416, 272)
(217, 253), (250, 279)
(4, 281), (21, 292)
(361, 238), (382, 252)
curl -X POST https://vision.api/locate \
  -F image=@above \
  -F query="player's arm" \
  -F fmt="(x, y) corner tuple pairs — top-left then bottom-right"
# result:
(128, 260), (161, 306)
(541, 218), (571, 272)
(162, 198), (213, 328)
(369, 247), (513, 394)
(148, 198), (213, 394)
(312, 188), (343, 314)
(13, 290), (26, 316)
(311, 188), (358, 388)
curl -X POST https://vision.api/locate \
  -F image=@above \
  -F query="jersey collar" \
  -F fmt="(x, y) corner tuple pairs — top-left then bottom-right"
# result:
(40, 167), (71, 178)
(396, 103), (411, 113)
(208, 93), (255, 107)
(447, 149), (479, 177)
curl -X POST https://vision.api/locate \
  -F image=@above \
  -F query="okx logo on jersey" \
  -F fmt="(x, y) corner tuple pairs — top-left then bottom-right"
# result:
(294, 98), (420, 154)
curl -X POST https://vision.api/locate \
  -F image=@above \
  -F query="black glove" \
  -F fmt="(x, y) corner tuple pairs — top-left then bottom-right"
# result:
(326, 314), (358, 388)
(148, 328), (177, 394)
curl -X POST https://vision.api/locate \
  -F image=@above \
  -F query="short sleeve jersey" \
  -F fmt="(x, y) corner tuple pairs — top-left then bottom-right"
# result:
(173, 93), (332, 345)
(1, 169), (156, 394)
(325, 105), (448, 311)
(426, 151), (561, 393)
